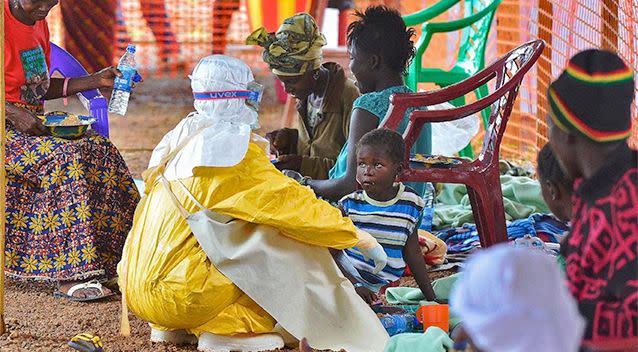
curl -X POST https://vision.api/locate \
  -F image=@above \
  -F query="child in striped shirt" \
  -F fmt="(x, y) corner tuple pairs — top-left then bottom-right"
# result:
(333, 128), (436, 304)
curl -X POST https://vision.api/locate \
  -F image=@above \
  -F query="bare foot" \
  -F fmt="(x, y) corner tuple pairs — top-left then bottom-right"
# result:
(299, 338), (316, 352)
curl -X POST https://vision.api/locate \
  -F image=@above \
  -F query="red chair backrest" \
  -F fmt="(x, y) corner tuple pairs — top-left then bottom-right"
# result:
(381, 40), (545, 169)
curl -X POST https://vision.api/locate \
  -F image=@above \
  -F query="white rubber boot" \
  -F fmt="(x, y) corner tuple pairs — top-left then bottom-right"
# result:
(150, 328), (198, 345)
(197, 332), (284, 352)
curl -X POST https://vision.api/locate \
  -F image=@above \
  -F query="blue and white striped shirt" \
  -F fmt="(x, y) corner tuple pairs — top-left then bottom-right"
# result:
(339, 183), (424, 292)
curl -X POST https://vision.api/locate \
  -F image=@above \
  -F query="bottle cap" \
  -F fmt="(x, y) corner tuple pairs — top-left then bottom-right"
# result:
(126, 44), (136, 53)
(453, 341), (468, 350)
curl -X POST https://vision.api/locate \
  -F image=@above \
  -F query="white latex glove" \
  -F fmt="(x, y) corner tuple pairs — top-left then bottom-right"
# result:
(359, 244), (388, 274)
(355, 229), (387, 274)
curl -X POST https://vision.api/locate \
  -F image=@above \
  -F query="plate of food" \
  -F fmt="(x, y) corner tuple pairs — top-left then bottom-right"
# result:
(409, 154), (462, 168)
(39, 111), (96, 139)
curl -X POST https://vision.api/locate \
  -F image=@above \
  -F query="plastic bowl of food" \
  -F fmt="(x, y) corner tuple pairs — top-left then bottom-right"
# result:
(409, 154), (462, 168)
(39, 111), (96, 139)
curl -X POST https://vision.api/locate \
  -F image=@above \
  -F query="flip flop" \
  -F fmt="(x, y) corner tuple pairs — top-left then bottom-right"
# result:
(68, 333), (104, 352)
(54, 279), (115, 302)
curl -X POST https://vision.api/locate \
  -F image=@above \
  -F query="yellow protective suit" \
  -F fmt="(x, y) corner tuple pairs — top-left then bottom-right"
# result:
(117, 142), (359, 335)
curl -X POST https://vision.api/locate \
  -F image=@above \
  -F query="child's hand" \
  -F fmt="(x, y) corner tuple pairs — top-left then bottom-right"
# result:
(355, 286), (378, 305)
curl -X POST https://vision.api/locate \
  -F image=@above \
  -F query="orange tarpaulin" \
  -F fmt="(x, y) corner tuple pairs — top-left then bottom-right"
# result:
(247, 0), (313, 32)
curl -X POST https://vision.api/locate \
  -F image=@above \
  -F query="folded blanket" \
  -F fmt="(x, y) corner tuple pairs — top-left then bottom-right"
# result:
(433, 175), (549, 229)
(384, 327), (453, 352)
(386, 274), (461, 305)
(437, 213), (569, 254)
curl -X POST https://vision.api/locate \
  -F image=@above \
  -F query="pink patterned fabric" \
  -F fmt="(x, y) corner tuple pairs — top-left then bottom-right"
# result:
(563, 144), (638, 340)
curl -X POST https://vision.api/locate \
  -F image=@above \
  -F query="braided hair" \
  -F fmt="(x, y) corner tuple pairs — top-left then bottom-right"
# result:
(346, 6), (416, 75)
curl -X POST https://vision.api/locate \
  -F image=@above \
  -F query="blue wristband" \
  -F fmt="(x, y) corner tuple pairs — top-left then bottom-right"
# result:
(353, 282), (364, 288)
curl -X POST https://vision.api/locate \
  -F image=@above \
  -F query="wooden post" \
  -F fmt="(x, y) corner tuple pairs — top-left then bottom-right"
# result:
(496, 0), (523, 160)
(537, 0), (553, 147)
(310, 0), (328, 31)
(601, 0), (618, 52)
(496, 0), (521, 56)
(0, 0), (7, 335)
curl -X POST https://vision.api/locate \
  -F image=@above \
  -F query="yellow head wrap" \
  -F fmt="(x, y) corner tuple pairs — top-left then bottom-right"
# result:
(246, 13), (327, 76)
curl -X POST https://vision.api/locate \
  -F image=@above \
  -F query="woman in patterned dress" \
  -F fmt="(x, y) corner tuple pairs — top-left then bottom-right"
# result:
(4, 0), (139, 301)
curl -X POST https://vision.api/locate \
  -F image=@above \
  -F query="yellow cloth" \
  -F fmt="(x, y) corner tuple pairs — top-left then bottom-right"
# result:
(246, 13), (326, 76)
(118, 142), (359, 335)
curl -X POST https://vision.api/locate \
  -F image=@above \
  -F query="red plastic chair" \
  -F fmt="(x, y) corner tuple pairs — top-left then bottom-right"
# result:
(381, 40), (544, 248)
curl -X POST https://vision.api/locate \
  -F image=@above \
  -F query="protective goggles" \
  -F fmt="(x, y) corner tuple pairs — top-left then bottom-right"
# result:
(192, 81), (264, 112)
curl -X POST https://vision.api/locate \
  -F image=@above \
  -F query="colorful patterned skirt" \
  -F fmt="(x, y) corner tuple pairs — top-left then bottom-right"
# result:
(4, 107), (140, 281)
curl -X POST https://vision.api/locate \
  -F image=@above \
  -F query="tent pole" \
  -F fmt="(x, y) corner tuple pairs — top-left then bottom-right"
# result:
(0, 0), (7, 334)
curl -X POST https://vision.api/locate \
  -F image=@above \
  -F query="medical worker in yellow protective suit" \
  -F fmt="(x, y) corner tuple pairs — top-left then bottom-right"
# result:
(117, 55), (390, 352)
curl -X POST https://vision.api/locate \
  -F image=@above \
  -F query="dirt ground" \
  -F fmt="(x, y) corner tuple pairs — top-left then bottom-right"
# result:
(0, 272), (454, 352)
(0, 78), (456, 351)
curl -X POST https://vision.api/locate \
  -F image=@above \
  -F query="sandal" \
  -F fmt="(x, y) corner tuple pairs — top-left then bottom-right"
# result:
(54, 279), (115, 302)
(68, 333), (104, 352)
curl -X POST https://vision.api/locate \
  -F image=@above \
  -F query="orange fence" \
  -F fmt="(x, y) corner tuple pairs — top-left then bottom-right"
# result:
(493, 0), (638, 160)
(46, 0), (638, 161)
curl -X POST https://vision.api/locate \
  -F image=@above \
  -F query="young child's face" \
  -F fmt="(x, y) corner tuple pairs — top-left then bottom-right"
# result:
(539, 178), (572, 222)
(356, 144), (400, 196)
(548, 120), (579, 179)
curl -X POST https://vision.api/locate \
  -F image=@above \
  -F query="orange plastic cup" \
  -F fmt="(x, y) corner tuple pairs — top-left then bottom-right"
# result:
(416, 304), (449, 332)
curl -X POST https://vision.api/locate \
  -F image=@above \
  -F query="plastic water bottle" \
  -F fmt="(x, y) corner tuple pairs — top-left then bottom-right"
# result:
(108, 44), (137, 116)
(450, 341), (469, 352)
(379, 314), (420, 336)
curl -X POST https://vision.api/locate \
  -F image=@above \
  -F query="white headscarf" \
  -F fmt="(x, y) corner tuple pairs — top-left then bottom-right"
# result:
(148, 55), (262, 180)
(450, 245), (585, 352)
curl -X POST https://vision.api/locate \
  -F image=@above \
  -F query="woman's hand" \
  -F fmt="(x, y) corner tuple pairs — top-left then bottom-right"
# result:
(6, 104), (47, 136)
(90, 67), (123, 90)
(355, 286), (378, 305)
(275, 154), (302, 171)
(266, 128), (298, 156)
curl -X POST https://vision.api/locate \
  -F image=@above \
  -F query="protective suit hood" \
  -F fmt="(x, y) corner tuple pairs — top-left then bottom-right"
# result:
(148, 55), (261, 180)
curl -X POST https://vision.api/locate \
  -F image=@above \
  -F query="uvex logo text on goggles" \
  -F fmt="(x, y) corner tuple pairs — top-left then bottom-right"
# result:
(193, 90), (259, 101)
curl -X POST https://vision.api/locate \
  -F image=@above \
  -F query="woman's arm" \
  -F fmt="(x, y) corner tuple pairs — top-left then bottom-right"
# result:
(403, 228), (436, 301)
(307, 108), (378, 201)
(44, 67), (123, 100)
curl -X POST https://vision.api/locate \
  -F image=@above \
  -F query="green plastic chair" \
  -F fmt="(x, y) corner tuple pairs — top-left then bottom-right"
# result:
(403, 0), (503, 157)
